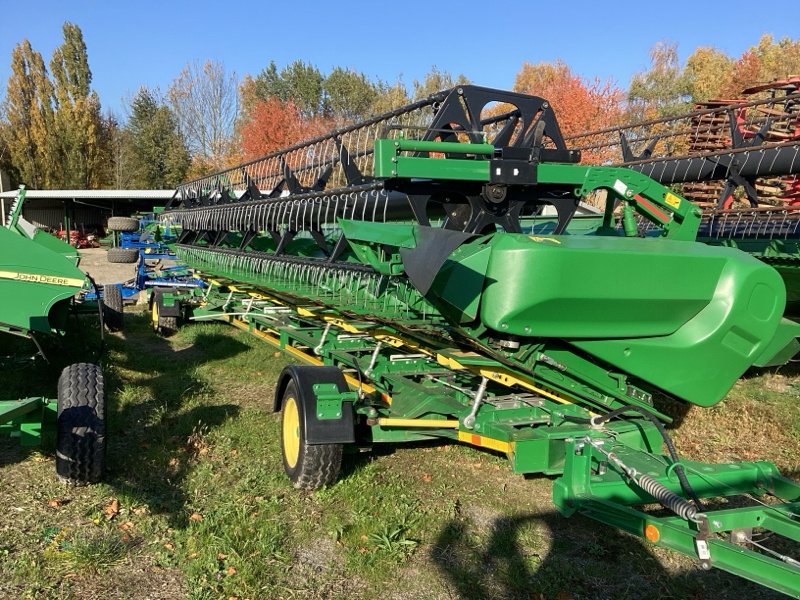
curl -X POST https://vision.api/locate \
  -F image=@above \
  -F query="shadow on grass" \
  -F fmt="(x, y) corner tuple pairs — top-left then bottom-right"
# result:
(430, 510), (789, 600)
(0, 316), (109, 471)
(102, 313), (250, 528)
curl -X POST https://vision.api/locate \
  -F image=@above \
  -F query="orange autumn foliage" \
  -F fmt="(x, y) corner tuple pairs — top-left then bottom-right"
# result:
(240, 97), (331, 160)
(513, 60), (624, 138)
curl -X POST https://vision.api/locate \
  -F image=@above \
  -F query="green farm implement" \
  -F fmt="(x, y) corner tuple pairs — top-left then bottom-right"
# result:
(1, 187), (110, 484)
(158, 86), (800, 595)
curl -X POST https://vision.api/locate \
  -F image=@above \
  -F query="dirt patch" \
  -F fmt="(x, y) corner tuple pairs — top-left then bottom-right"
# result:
(65, 555), (185, 600)
(78, 248), (137, 286)
(295, 536), (341, 573)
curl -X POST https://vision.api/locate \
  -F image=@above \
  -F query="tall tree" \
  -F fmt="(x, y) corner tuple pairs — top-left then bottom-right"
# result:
(239, 97), (330, 160)
(370, 80), (410, 114)
(685, 47), (734, 102)
(722, 50), (763, 97)
(412, 66), (469, 100)
(719, 35), (800, 96)
(323, 67), (378, 124)
(125, 87), (190, 188)
(752, 34), (800, 84)
(168, 60), (239, 175)
(49, 22), (106, 188)
(254, 60), (325, 117)
(1, 40), (56, 188)
(628, 42), (692, 117)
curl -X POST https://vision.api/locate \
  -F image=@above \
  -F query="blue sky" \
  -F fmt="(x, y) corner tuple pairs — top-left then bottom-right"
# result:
(0, 0), (796, 119)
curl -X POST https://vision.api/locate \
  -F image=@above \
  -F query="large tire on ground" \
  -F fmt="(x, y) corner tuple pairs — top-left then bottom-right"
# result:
(150, 290), (178, 336)
(107, 247), (139, 264)
(107, 216), (139, 232)
(102, 284), (124, 332)
(280, 381), (342, 489)
(56, 363), (106, 485)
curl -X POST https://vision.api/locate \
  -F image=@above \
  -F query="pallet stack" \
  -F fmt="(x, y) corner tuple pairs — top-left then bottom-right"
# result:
(681, 99), (743, 207)
(742, 77), (799, 207)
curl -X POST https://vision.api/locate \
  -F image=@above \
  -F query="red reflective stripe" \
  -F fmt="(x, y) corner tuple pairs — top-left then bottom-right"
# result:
(634, 194), (668, 223)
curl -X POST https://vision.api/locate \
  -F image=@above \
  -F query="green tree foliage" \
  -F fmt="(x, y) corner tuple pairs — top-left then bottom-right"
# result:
(628, 42), (692, 117)
(253, 60), (392, 124)
(0, 23), (114, 189)
(1, 40), (56, 188)
(49, 22), (106, 188)
(125, 87), (190, 188)
(412, 66), (469, 100)
(370, 81), (410, 114)
(255, 60), (325, 117)
(752, 34), (800, 83)
(323, 67), (378, 124)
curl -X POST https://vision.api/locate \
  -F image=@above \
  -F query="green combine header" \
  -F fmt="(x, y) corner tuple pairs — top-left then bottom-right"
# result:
(158, 86), (800, 596)
(1, 187), (109, 484)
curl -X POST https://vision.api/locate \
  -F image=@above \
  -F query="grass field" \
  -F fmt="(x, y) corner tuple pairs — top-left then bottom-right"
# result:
(1, 309), (798, 599)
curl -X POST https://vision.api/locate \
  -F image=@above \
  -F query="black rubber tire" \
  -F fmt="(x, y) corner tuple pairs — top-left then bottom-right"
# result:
(107, 216), (139, 232)
(107, 247), (139, 264)
(150, 290), (179, 336)
(102, 285), (124, 332)
(56, 363), (106, 485)
(280, 381), (342, 490)
(158, 315), (178, 336)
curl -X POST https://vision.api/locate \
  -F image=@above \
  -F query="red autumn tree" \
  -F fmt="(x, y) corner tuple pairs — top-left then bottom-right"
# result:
(721, 50), (763, 98)
(513, 60), (624, 139)
(239, 97), (330, 160)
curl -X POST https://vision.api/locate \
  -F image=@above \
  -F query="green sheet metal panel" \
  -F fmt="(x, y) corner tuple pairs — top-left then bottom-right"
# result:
(0, 227), (85, 333)
(444, 232), (788, 406)
(477, 234), (727, 338)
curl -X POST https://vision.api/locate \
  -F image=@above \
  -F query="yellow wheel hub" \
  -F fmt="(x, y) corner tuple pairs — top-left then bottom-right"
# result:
(151, 301), (159, 327)
(282, 396), (301, 469)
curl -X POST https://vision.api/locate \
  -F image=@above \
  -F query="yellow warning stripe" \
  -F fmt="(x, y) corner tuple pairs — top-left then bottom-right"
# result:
(437, 353), (571, 406)
(0, 270), (84, 288)
(458, 431), (514, 454)
(230, 318), (392, 404)
(377, 418), (459, 428)
(206, 279), (573, 415)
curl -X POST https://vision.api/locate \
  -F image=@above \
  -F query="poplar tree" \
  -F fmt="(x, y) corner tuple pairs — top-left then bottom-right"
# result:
(2, 40), (56, 188)
(49, 22), (105, 188)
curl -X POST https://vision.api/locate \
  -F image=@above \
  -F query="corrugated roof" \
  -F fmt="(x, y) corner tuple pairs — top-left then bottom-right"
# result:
(0, 189), (176, 200)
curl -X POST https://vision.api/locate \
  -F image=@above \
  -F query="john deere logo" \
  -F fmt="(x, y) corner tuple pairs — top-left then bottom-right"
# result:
(0, 270), (84, 287)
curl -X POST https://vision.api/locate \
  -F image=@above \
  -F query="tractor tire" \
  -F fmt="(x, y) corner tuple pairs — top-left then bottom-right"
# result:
(102, 284), (124, 332)
(56, 363), (106, 485)
(150, 291), (178, 337)
(107, 216), (139, 232)
(280, 381), (342, 490)
(107, 247), (139, 264)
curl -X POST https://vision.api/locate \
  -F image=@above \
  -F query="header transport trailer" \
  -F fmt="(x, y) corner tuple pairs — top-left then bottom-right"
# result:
(155, 86), (799, 596)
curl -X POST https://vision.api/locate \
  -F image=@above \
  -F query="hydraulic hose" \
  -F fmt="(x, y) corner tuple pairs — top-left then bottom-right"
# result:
(564, 404), (705, 510)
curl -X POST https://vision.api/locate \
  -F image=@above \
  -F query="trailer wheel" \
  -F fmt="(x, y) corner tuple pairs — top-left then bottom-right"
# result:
(280, 381), (342, 490)
(102, 284), (124, 332)
(150, 292), (178, 336)
(107, 247), (139, 264)
(56, 363), (106, 485)
(107, 216), (139, 232)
